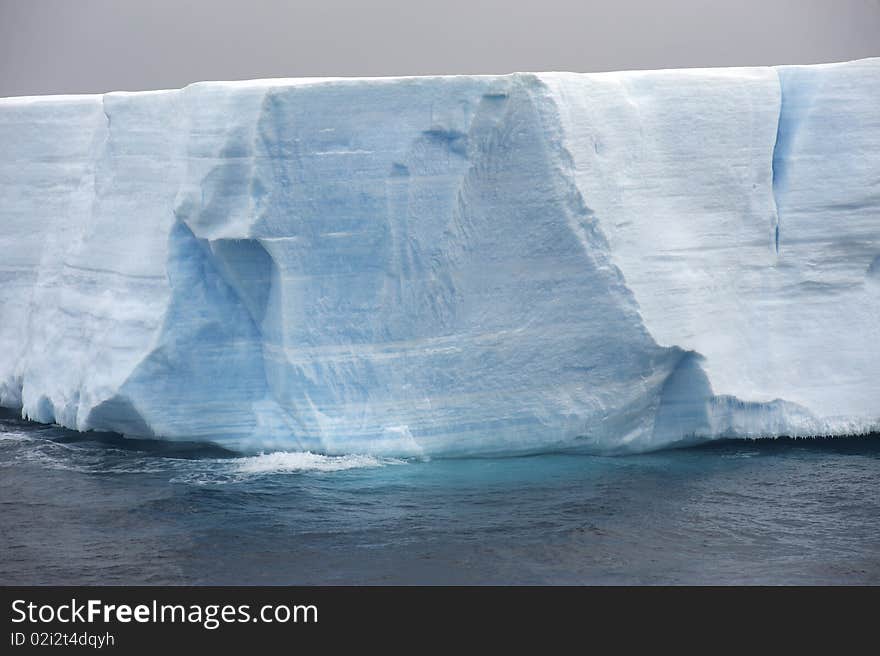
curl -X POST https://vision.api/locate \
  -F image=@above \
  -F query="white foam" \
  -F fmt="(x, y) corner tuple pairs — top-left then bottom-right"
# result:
(236, 451), (404, 474)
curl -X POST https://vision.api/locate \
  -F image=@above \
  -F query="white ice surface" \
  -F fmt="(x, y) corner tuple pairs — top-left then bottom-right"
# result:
(1, 59), (878, 455)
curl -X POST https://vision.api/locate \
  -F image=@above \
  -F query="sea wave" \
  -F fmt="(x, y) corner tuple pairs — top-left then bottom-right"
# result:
(236, 451), (405, 474)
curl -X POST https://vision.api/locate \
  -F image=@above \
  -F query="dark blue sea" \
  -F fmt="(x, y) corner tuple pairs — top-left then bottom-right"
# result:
(1, 410), (878, 585)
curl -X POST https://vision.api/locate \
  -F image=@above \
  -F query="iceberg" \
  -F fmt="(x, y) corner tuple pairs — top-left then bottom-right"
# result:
(1, 58), (878, 456)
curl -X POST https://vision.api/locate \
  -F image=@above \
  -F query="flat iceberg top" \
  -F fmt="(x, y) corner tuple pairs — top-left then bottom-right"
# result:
(0, 56), (868, 103)
(1, 58), (878, 455)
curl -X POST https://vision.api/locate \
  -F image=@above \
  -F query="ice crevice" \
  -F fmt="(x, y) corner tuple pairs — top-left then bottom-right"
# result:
(770, 68), (788, 257)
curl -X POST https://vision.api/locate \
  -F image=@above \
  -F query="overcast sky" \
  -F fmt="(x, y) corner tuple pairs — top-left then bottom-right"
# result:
(1, 0), (879, 97)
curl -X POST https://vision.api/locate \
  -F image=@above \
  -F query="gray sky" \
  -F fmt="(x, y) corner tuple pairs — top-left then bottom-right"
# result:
(1, 0), (879, 97)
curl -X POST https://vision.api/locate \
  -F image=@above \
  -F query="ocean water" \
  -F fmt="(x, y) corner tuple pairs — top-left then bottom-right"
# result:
(1, 410), (878, 585)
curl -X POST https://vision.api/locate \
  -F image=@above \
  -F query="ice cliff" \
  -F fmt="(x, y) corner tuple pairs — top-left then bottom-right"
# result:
(1, 58), (878, 455)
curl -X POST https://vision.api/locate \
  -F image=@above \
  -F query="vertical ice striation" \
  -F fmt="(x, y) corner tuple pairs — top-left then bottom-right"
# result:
(0, 59), (878, 455)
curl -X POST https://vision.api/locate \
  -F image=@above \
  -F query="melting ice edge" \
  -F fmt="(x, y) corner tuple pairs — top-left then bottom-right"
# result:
(1, 59), (878, 456)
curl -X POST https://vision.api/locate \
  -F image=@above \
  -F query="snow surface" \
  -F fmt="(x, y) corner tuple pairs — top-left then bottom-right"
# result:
(1, 59), (878, 455)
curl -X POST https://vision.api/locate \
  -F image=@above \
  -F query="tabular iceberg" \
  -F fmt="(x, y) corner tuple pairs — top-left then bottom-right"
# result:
(1, 59), (878, 456)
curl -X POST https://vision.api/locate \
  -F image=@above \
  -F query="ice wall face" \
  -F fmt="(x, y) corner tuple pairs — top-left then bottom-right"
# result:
(547, 59), (880, 435)
(1, 59), (878, 455)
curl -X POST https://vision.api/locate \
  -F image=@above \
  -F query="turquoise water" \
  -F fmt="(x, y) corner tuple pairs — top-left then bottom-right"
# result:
(1, 411), (878, 584)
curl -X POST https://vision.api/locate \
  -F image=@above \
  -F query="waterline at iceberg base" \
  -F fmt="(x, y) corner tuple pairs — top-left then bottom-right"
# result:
(0, 58), (878, 456)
